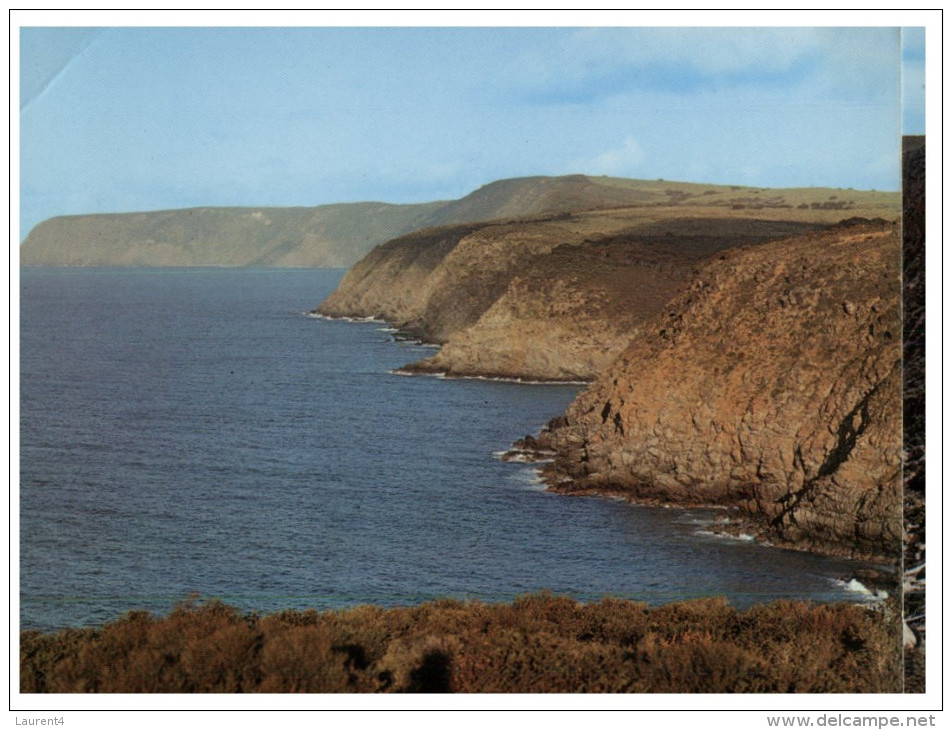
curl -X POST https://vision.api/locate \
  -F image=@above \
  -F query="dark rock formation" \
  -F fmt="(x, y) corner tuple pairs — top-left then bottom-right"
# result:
(901, 135), (925, 692)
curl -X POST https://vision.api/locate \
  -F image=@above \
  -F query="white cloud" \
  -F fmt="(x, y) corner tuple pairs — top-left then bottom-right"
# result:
(568, 27), (811, 75)
(737, 165), (763, 183)
(578, 136), (645, 176)
(515, 27), (899, 103)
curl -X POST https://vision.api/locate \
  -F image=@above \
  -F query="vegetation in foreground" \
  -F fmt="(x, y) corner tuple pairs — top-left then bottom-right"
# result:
(21, 594), (901, 693)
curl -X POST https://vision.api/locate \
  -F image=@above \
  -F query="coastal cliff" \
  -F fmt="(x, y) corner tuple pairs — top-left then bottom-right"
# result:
(315, 213), (900, 381)
(318, 207), (896, 382)
(521, 220), (902, 561)
(316, 176), (902, 559)
(400, 216), (821, 381)
(317, 211), (824, 380)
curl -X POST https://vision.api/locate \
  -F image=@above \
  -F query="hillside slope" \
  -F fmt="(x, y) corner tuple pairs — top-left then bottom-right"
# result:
(20, 175), (899, 268)
(19, 203), (445, 268)
(318, 192), (898, 381)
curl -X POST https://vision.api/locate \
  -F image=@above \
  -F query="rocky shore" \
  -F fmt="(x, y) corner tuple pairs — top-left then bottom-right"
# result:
(319, 203), (903, 564)
(509, 220), (902, 563)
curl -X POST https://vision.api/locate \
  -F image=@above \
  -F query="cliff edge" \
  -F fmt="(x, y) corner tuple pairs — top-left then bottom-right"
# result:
(317, 179), (898, 382)
(317, 209), (851, 381)
(520, 221), (901, 561)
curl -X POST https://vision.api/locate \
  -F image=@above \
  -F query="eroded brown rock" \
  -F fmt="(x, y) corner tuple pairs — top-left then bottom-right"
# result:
(534, 222), (902, 562)
(318, 209), (838, 380)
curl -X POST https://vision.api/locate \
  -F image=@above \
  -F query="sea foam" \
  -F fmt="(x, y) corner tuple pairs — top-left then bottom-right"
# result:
(304, 312), (385, 323)
(694, 529), (756, 542)
(830, 578), (888, 602)
(509, 466), (549, 491)
(389, 369), (587, 386)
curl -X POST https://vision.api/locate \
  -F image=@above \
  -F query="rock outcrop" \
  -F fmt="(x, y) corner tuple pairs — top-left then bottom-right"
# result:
(901, 135), (925, 690)
(315, 174), (902, 558)
(405, 217), (825, 381)
(522, 221), (902, 561)
(317, 208), (882, 381)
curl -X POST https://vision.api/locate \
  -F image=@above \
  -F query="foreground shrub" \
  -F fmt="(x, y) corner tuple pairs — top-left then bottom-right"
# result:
(20, 595), (902, 693)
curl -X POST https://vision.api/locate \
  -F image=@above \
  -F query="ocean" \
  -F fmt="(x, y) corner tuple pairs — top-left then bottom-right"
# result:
(19, 267), (883, 632)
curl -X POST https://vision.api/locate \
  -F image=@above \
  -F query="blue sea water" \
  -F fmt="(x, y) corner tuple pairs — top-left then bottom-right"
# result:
(19, 267), (883, 631)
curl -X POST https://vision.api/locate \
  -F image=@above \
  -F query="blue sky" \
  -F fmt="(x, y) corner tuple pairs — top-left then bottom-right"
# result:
(902, 26), (926, 134)
(19, 24), (924, 239)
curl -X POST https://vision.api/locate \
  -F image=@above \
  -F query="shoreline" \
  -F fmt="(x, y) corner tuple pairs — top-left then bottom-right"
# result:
(499, 444), (899, 586)
(309, 310), (593, 385)
(536, 466), (901, 568)
(316, 307), (901, 571)
(537, 464), (900, 569)
(391, 366), (590, 387)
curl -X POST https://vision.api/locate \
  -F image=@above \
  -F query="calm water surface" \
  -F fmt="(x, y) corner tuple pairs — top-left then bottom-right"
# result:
(20, 268), (882, 631)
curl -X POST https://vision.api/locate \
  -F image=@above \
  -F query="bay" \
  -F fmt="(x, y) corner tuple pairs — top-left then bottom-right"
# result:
(20, 267), (881, 631)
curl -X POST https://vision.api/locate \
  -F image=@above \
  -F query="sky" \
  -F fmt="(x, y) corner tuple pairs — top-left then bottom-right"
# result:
(18, 21), (926, 239)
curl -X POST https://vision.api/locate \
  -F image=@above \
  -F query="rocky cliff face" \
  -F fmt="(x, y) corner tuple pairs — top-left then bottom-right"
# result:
(318, 210), (839, 380)
(523, 221), (902, 561)
(316, 182), (903, 560)
(317, 214), (644, 349)
(315, 177), (902, 557)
